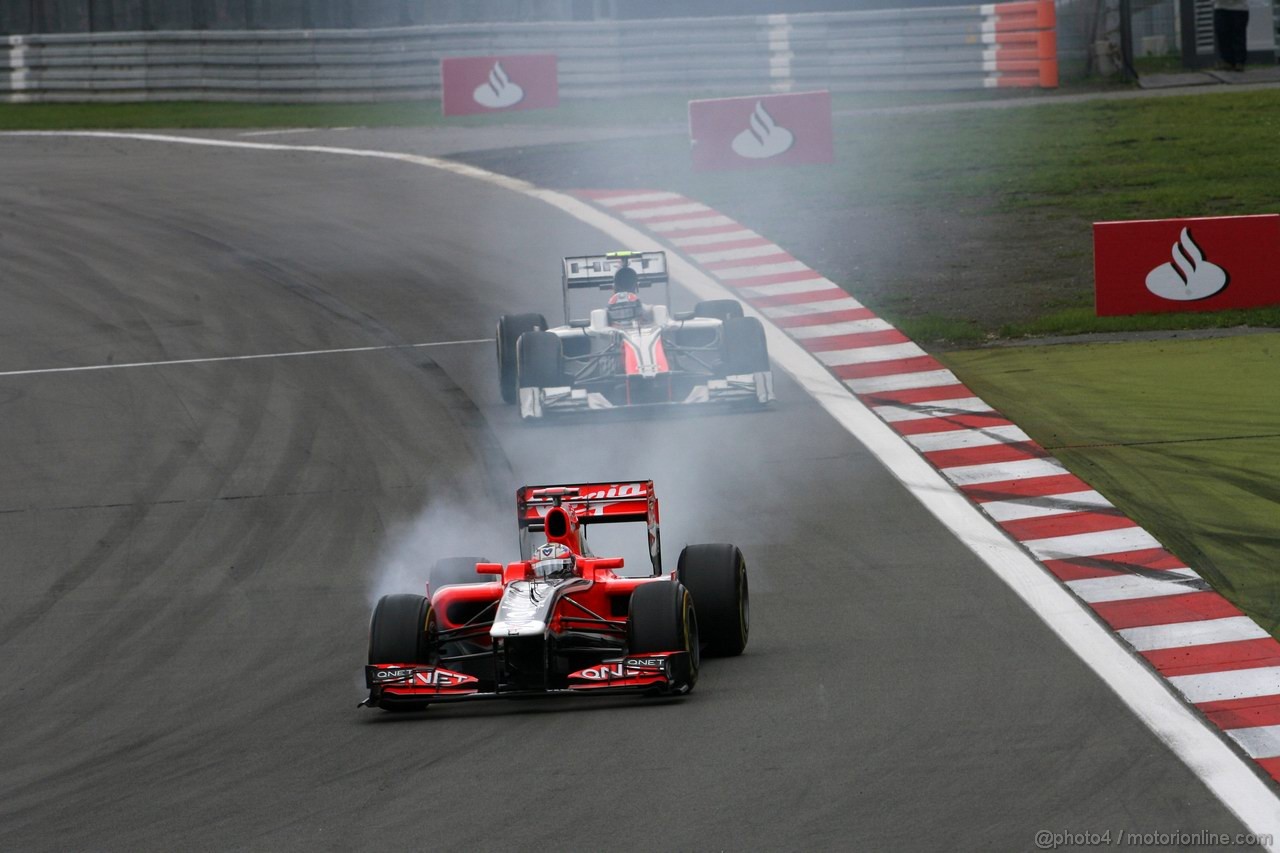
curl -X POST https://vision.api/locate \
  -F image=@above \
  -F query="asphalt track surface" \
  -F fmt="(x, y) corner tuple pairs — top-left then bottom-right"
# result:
(0, 136), (1258, 851)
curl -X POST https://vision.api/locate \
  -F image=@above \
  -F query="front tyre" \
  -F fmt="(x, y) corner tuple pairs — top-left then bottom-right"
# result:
(677, 544), (749, 657)
(368, 594), (437, 712)
(722, 316), (770, 375)
(517, 330), (564, 389)
(628, 581), (699, 694)
(369, 593), (435, 664)
(497, 313), (548, 404)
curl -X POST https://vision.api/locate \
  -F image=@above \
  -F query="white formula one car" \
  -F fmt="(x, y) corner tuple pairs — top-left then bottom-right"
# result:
(496, 251), (774, 419)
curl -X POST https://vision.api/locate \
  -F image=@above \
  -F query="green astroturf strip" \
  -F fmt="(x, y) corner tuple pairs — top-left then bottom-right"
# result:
(941, 334), (1280, 634)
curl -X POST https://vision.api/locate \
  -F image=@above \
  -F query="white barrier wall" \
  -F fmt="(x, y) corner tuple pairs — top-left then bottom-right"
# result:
(0, 2), (1059, 103)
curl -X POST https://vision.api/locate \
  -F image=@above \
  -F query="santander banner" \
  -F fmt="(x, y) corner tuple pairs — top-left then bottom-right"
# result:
(688, 90), (833, 172)
(440, 54), (558, 117)
(1093, 214), (1280, 316)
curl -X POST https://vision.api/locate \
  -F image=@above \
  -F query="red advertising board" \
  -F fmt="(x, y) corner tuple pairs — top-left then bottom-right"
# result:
(1093, 214), (1280, 316)
(688, 90), (833, 172)
(440, 54), (558, 117)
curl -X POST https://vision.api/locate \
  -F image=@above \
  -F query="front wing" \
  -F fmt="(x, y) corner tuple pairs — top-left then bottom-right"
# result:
(361, 651), (693, 706)
(519, 371), (773, 419)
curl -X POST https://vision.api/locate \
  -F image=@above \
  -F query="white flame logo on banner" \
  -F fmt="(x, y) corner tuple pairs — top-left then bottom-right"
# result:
(731, 101), (794, 159)
(473, 61), (524, 109)
(1144, 227), (1228, 301)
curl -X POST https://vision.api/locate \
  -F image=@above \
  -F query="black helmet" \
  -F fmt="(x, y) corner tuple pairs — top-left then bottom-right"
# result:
(613, 266), (639, 294)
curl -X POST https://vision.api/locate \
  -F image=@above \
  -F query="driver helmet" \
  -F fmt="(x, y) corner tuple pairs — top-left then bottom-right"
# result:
(607, 291), (642, 324)
(612, 265), (639, 294)
(531, 542), (576, 580)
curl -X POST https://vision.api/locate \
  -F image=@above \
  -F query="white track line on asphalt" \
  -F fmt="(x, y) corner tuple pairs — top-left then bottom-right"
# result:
(786, 318), (895, 339)
(7, 130), (1276, 847)
(738, 278), (835, 299)
(688, 243), (781, 263)
(1228, 726), (1280, 760)
(714, 260), (810, 280)
(844, 368), (958, 395)
(237, 128), (319, 137)
(646, 214), (735, 232)
(0, 339), (492, 377)
(669, 228), (757, 247)
(941, 457), (1071, 486)
(1120, 617), (1272, 653)
(759, 297), (864, 318)
(981, 490), (1113, 522)
(1171, 667), (1280, 705)
(595, 191), (682, 207)
(620, 201), (710, 220)
(1066, 569), (1204, 604)
(1025, 526), (1165, 561)
(815, 342), (927, 368)
(872, 396), (993, 422)
(905, 422), (1029, 452)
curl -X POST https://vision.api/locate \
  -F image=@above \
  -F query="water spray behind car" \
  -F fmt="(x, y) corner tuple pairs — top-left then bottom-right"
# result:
(367, 489), (510, 607)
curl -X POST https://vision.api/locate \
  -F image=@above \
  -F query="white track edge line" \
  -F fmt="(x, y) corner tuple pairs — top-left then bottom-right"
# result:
(10, 131), (1276, 845)
(0, 339), (493, 377)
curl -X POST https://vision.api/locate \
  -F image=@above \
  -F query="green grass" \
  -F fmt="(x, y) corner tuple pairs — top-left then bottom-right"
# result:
(997, 305), (1280, 339)
(0, 89), (1066, 131)
(0, 96), (693, 130)
(669, 87), (1280, 225)
(0, 100), (443, 130)
(1134, 54), (1186, 75)
(894, 314), (988, 345)
(941, 334), (1280, 635)
(818, 89), (1280, 221)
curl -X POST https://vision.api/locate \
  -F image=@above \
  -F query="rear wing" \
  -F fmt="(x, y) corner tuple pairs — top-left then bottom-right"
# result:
(561, 251), (668, 291)
(517, 480), (662, 575)
(561, 251), (670, 324)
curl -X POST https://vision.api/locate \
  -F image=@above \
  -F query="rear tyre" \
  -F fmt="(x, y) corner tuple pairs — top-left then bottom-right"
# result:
(694, 299), (744, 322)
(497, 313), (548, 404)
(368, 593), (436, 712)
(722, 316), (769, 375)
(517, 330), (564, 389)
(628, 581), (699, 694)
(429, 556), (497, 600)
(677, 544), (749, 657)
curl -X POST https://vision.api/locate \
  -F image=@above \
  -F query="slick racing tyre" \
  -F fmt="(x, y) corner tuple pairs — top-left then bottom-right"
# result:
(517, 330), (564, 389)
(368, 594), (437, 712)
(693, 299), (744, 322)
(368, 593), (435, 665)
(497, 313), (547, 404)
(429, 556), (497, 600)
(721, 316), (770, 375)
(628, 581), (699, 694)
(677, 544), (749, 657)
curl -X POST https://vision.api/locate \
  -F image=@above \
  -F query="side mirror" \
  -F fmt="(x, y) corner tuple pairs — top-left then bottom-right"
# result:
(590, 308), (607, 331)
(591, 557), (624, 571)
(476, 562), (503, 576)
(503, 561), (531, 583)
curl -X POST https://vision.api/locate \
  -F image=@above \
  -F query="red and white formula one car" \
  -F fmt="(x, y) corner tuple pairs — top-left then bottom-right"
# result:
(495, 251), (774, 419)
(362, 480), (750, 710)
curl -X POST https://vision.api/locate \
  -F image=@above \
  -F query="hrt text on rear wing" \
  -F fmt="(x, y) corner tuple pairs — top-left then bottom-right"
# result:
(561, 251), (670, 324)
